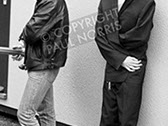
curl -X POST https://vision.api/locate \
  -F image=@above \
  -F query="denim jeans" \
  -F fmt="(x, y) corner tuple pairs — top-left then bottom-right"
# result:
(17, 68), (59, 126)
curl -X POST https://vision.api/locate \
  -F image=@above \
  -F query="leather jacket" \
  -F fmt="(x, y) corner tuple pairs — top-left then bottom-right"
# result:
(19, 0), (69, 71)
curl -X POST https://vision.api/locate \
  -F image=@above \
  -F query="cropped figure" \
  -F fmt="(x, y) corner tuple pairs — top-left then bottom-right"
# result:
(12, 0), (69, 126)
(95, 0), (155, 125)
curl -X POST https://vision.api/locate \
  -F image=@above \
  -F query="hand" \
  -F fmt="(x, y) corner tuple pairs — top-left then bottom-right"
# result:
(122, 56), (142, 72)
(12, 43), (25, 61)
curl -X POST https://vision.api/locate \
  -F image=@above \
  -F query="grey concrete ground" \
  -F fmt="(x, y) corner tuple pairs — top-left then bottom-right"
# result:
(0, 112), (19, 126)
(0, 112), (70, 126)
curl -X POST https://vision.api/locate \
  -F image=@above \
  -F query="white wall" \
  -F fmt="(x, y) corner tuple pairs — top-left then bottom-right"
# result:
(54, 1), (103, 125)
(138, 1), (168, 126)
(0, 0), (168, 126)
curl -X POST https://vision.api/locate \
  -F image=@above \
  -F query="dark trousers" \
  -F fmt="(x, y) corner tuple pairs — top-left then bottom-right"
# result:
(100, 77), (144, 126)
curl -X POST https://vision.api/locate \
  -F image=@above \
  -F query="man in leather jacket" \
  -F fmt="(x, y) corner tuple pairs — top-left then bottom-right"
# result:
(12, 0), (69, 125)
(95, 0), (155, 125)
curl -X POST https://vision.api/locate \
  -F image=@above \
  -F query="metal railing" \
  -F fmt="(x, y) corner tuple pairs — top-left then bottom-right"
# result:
(0, 47), (24, 99)
(0, 47), (24, 56)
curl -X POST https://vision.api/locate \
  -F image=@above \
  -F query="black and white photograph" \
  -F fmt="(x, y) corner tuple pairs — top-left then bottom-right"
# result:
(0, 0), (167, 126)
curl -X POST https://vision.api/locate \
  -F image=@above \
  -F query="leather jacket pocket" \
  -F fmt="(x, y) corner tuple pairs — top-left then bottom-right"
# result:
(42, 41), (55, 58)
(29, 43), (42, 59)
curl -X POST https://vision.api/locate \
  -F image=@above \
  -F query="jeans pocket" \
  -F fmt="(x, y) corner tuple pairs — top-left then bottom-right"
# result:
(46, 69), (59, 83)
(28, 71), (46, 80)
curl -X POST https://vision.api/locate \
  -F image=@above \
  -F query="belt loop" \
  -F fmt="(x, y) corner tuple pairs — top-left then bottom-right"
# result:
(108, 82), (111, 90)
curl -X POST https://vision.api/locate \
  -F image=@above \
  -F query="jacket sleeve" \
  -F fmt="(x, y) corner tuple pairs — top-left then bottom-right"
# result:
(52, 3), (69, 54)
(19, 0), (66, 45)
(95, 4), (127, 70)
(119, 1), (156, 49)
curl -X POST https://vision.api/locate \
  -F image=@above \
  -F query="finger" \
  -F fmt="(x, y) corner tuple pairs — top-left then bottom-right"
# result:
(132, 66), (141, 70)
(125, 66), (135, 72)
(129, 65), (140, 71)
(130, 58), (142, 64)
(12, 55), (19, 60)
(130, 60), (142, 65)
(15, 55), (20, 59)
(130, 62), (143, 67)
(19, 56), (23, 61)
(128, 68), (135, 72)
(12, 55), (22, 61)
(129, 65), (136, 70)
(16, 55), (23, 61)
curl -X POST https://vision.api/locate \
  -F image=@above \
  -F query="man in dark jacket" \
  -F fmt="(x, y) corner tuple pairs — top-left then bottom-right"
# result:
(95, 0), (155, 125)
(12, 0), (69, 125)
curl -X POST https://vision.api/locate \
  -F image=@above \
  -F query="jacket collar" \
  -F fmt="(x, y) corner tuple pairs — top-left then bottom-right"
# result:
(118, 0), (134, 16)
(100, 0), (134, 47)
(101, 0), (134, 15)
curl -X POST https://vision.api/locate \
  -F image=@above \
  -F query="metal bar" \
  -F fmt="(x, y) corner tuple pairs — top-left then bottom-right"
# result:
(0, 93), (7, 100)
(0, 47), (24, 56)
(0, 86), (4, 92)
(3, 0), (7, 5)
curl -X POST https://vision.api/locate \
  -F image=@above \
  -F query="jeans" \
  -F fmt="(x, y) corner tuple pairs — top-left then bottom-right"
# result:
(17, 68), (59, 126)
